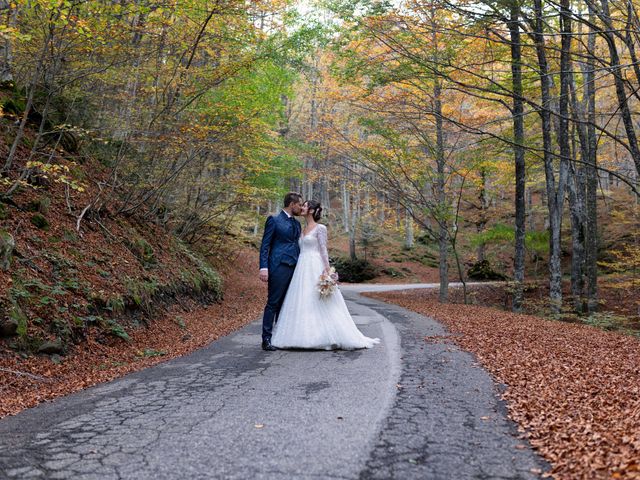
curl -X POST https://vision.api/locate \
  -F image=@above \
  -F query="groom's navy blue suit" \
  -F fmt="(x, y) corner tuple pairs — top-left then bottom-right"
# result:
(259, 210), (301, 343)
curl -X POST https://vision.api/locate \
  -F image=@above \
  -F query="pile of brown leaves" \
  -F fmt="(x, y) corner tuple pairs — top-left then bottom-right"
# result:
(0, 248), (266, 418)
(367, 291), (640, 480)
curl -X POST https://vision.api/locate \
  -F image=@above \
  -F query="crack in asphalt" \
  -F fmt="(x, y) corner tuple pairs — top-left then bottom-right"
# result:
(347, 294), (549, 480)
(0, 298), (396, 480)
(0, 287), (547, 479)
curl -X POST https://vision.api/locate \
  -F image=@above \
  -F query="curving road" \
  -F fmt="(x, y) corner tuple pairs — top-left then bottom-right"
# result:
(0, 284), (547, 479)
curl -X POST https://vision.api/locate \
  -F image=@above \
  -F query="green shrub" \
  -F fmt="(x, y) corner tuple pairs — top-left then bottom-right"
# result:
(198, 264), (223, 300)
(332, 257), (377, 283)
(176, 241), (223, 302)
(75, 315), (101, 328)
(39, 296), (56, 305)
(128, 237), (156, 268)
(27, 196), (51, 214)
(139, 348), (166, 357)
(84, 139), (136, 168)
(123, 276), (161, 310)
(106, 296), (125, 313)
(106, 319), (130, 341)
(180, 270), (203, 293)
(583, 312), (634, 333)
(467, 260), (508, 281)
(173, 316), (186, 329)
(2, 97), (26, 116)
(389, 252), (407, 262)
(61, 278), (80, 291)
(470, 224), (549, 254)
(62, 229), (79, 243)
(51, 317), (71, 341)
(415, 252), (439, 268)
(30, 214), (49, 230)
(416, 232), (435, 246)
(9, 301), (28, 337)
(381, 266), (406, 278)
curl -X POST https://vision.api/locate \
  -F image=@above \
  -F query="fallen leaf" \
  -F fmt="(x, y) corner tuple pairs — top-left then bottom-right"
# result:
(368, 290), (640, 480)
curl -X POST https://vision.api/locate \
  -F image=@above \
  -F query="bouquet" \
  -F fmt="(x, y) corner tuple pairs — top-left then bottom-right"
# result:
(317, 267), (339, 299)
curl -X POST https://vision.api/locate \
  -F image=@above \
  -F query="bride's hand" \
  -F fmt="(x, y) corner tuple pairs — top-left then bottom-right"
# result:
(327, 270), (339, 281)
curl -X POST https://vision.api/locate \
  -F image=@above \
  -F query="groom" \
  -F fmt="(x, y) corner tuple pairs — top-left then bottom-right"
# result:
(259, 192), (304, 351)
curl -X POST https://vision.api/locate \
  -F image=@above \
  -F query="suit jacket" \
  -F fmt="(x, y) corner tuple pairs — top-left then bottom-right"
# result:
(259, 211), (301, 271)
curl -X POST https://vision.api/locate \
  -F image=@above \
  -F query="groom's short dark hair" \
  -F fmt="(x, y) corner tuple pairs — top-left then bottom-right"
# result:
(284, 192), (302, 207)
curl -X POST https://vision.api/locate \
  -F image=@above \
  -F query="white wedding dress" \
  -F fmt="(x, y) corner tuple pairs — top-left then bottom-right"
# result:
(271, 224), (380, 350)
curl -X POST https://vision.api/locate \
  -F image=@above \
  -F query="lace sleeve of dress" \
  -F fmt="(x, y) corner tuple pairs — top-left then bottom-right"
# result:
(317, 225), (331, 270)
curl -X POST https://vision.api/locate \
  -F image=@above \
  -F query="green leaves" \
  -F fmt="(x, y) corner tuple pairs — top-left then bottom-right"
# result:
(469, 223), (549, 254)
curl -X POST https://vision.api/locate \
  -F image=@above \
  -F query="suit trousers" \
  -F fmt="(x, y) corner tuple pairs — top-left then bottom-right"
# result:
(262, 263), (295, 342)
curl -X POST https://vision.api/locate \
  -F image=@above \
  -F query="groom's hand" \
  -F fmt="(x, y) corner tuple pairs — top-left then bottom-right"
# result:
(259, 269), (269, 282)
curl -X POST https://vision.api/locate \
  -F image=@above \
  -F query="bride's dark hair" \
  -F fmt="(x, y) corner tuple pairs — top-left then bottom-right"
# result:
(305, 200), (323, 222)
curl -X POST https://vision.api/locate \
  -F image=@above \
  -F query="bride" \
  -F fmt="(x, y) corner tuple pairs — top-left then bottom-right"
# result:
(271, 200), (380, 350)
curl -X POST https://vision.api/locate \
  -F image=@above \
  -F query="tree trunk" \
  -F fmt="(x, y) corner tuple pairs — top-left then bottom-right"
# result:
(304, 171), (313, 202)
(476, 166), (489, 263)
(253, 205), (260, 236)
(3, 38), (49, 173)
(558, 0), (586, 313)
(378, 192), (386, 223)
(349, 190), (358, 261)
(552, 0), (573, 314)
(527, 188), (534, 231)
(597, 0), (640, 178)
(430, 5), (448, 303)
(509, 0), (526, 312)
(0, 1), (16, 82)
(585, 3), (599, 312)
(567, 160), (586, 312)
(531, 0), (568, 314)
(434, 90), (448, 303)
(569, 13), (599, 314)
(405, 207), (414, 249)
(305, 54), (320, 203)
(341, 172), (350, 233)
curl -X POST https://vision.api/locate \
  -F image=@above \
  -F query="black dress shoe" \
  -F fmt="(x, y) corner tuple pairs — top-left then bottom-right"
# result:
(262, 340), (277, 351)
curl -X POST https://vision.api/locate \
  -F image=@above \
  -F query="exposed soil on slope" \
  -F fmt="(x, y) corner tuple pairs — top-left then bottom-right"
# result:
(0, 123), (265, 418)
(0, 248), (264, 418)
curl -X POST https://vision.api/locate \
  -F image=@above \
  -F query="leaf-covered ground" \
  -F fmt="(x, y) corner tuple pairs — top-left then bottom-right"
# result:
(1, 133), (266, 418)
(0, 249), (265, 418)
(366, 289), (640, 480)
(441, 280), (640, 328)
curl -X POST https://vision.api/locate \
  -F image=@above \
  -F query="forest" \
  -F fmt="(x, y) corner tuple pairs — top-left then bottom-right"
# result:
(1, 0), (640, 478)
(1, 0), (639, 323)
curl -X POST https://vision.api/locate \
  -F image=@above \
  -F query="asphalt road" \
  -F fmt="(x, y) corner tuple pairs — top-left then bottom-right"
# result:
(0, 284), (548, 479)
